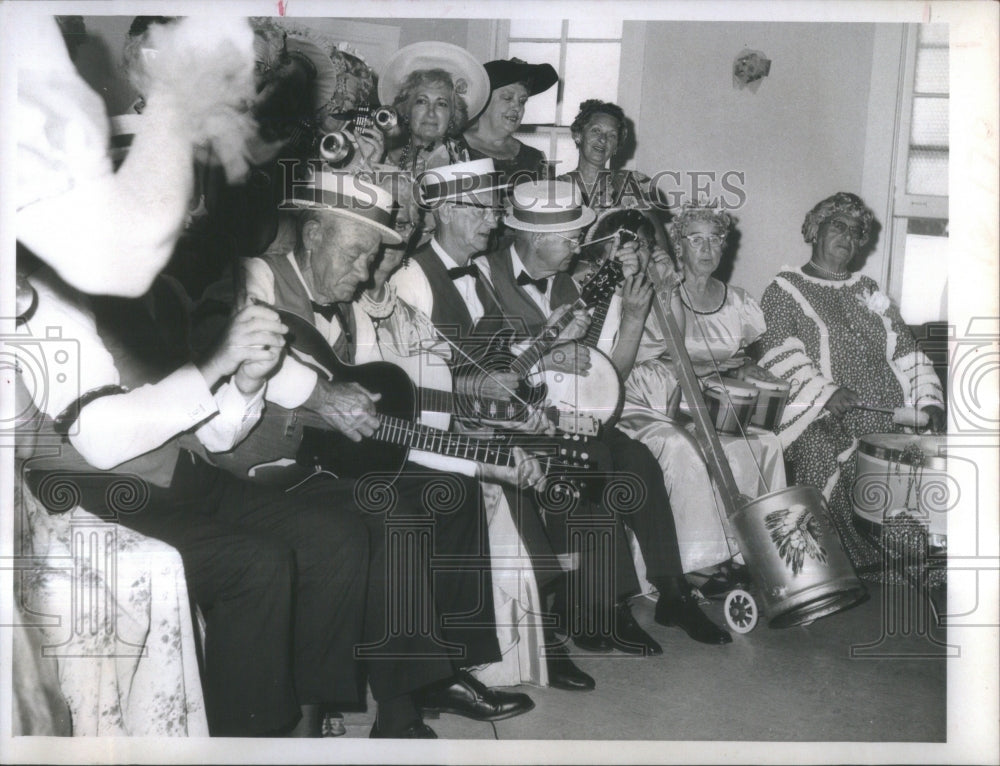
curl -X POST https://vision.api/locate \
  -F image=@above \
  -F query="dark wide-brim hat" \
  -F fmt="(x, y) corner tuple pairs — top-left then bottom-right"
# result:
(483, 58), (559, 97)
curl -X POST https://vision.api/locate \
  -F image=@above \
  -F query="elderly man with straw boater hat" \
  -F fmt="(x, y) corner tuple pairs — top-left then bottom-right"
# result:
(229, 169), (537, 736)
(479, 180), (734, 647)
(390, 159), (598, 693)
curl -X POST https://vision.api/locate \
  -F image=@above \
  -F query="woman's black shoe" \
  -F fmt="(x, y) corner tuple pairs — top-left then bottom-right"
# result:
(545, 645), (596, 691)
(654, 592), (732, 644)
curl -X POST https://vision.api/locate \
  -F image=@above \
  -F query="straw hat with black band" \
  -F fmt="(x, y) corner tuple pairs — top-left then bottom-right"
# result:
(417, 158), (506, 207)
(503, 180), (596, 233)
(282, 170), (402, 244)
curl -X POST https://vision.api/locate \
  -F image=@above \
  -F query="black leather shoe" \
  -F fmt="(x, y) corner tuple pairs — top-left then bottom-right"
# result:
(571, 633), (615, 653)
(655, 592), (733, 644)
(614, 602), (664, 655)
(369, 718), (437, 738)
(545, 645), (596, 691)
(419, 671), (535, 722)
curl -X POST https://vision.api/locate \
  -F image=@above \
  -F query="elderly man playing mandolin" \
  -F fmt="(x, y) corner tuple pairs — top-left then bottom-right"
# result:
(479, 180), (734, 647)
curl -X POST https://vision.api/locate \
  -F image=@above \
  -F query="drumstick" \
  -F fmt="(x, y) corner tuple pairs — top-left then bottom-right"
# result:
(857, 403), (931, 428)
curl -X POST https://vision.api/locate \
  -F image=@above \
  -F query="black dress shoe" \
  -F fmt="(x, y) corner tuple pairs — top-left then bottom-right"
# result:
(418, 671), (535, 722)
(614, 602), (664, 655)
(369, 718), (438, 738)
(654, 592), (733, 644)
(571, 633), (615, 653)
(545, 645), (596, 691)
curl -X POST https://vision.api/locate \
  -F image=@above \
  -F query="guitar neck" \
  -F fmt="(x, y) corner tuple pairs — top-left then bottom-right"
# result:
(297, 407), (517, 466)
(417, 387), (521, 422)
(645, 271), (744, 515)
(374, 415), (516, 467)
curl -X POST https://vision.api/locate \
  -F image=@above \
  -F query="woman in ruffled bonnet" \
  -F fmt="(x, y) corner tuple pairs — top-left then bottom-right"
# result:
(755, 192), (946, 577)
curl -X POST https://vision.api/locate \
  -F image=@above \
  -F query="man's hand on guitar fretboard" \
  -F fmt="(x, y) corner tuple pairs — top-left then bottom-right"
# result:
(304, 379), (382, 443)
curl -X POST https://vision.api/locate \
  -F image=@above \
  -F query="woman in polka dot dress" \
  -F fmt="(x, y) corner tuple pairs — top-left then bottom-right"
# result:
(756, 192), (945, 578)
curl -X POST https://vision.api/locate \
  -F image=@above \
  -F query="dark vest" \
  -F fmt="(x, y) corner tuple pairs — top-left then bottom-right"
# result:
(255, 251), (354, 362)
(483, 246), (581, 339)
(410, 242), (509, 359)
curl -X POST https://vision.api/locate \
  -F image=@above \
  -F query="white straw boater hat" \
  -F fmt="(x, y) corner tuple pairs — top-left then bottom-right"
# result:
(417, 159), (506, 206)
(282, 170), (402, 244)
(378, 41), (490, 119)
(504, 180), (597, 233)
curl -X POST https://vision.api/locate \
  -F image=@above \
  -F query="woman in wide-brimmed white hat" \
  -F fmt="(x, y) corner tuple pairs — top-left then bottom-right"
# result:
(379, 41), (489, 175)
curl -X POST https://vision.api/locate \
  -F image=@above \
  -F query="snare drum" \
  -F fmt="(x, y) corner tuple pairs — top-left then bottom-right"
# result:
(703, 380), (759, 435)
(851, 433), (948, 547)
(744, 375), (791, 431)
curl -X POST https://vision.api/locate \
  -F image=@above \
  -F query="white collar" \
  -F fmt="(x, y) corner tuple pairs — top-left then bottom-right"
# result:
(430, 238), (462, 271)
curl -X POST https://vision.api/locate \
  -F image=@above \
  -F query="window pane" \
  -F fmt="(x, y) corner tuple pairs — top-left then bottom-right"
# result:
(910, 97), (948, 146)
(898, 227), (948, 324)
(914, 47), (948, 94)
(567, 20), (623, 39)
(906, 150), (948, 196)
(552, 133), (579, 174)
(509, 19), (563, 39)
(562, 43), (621, 125)
(507, 42), (562, 124)
(918, 24), (948, 47)
(515, 130), (553, 162)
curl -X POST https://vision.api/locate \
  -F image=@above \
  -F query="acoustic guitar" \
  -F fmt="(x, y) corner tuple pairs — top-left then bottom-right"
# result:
(214, 305), (609, 494)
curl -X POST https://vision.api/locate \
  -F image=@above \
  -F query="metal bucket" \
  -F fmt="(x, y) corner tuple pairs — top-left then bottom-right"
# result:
(732, 485), (868, 628)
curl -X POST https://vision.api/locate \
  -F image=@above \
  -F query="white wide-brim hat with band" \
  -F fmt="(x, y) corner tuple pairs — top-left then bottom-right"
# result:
(378, 41), (490, 120)
(418, 158), (506, 205)
(503, 180), (597, 233)
(282, 170), (402, 244)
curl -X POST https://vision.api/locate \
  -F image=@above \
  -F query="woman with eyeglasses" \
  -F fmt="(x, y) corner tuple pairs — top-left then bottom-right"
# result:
(756, 192), (945, 578)
(581, 206), (786, 600)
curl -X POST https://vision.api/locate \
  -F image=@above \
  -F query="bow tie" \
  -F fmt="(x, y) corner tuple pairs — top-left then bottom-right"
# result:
(447, 264), (479, 280)
(516, 271), (548, 293)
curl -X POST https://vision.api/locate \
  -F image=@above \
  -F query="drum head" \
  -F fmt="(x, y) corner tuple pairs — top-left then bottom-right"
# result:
(858, 433), (947, 470)
(706, 379), (758, 403)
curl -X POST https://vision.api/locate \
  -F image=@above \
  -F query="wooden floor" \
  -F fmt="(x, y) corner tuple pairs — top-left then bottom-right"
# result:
(337, 583), (948, 742)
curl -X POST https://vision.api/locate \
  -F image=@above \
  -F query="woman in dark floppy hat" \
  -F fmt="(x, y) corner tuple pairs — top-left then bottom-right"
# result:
(464, 58), (559, 189)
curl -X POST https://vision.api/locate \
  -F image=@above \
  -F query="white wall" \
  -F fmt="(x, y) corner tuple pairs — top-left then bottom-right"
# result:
(633, 22), (877, 301)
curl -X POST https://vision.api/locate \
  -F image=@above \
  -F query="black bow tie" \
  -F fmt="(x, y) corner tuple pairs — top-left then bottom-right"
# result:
(516, 271), (548, 293)
(447, 264), (479, 280)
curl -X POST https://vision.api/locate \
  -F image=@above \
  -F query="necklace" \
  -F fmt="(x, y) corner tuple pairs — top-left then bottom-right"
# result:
(806, 260), (851, 280)
(680, 283), (728, 315)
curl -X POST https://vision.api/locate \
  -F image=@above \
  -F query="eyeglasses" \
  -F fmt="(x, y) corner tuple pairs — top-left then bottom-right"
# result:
(450, 201), (501, 219)
(683, 234), (725, 250)
(826, 218), (864, 240)
(551, 231), (585, 246)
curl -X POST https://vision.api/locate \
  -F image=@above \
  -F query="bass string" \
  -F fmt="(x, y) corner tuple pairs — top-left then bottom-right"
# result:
(673, 277), (771, 493)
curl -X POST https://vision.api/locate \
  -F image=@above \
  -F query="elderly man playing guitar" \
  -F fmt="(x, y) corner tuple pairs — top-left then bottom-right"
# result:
(231, 171), (549, 736)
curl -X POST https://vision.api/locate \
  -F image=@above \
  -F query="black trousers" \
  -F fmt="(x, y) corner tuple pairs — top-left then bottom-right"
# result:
(352, 469), (501, 696)
(540, 427), (683, 633)
(28, 452), (371, 735)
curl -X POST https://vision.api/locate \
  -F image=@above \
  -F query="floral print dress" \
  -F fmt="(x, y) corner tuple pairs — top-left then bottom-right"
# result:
(757, 266), (944, 576)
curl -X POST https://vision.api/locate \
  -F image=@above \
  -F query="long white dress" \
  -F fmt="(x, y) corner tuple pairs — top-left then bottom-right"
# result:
(605, 285), (788, 574)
